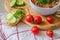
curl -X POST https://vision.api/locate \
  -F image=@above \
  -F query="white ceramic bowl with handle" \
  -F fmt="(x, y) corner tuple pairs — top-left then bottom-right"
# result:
(29, 0), (60, 15)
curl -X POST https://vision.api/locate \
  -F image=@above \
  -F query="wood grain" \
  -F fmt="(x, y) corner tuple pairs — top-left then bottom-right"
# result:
(4, 0), (60, 30)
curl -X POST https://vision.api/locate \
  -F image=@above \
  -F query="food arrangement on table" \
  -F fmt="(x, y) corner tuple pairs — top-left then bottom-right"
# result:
(4, 0), (60, 38)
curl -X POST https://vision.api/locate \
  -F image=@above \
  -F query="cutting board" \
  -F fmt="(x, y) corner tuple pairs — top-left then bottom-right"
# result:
(4, 0), (60, 30)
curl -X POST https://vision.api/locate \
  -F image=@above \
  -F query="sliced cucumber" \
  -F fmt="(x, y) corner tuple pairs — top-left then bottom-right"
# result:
(7, 16), (16, 23)
(16, 0), (25, 6)
(10, 0), (16, 7)
(6, 13), (16, 23)
(6, 13), (13, 20)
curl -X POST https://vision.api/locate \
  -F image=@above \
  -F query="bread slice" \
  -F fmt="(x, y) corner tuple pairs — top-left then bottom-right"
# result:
(6, 9), (25, 26)
(6, 19), (20, 26)
(4, 0), (27, 12)
(4, 0), (60, 30)
(4, 0), (26, 26)
(4, 0), (28, 26)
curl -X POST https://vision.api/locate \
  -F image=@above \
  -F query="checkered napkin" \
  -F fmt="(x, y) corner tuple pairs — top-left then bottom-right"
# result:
(0, 13), (60, 40)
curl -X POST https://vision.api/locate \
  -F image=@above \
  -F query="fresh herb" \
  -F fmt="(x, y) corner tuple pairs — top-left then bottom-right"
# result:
(13, 9), (24, 18)
(37, 0), (50, 4)
(43, 0), (50, 4)
(37, 0), (43, 3)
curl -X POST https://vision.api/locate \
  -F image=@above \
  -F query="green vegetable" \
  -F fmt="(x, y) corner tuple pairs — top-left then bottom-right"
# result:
(6, 13), (16, 23)
(37, 0), (50, 4)
(13, 9), (24, 18)
(37, 0), (43, 3)
(43, 0), (50, 4)
(16, 0), (25, 6)
(10, 0), (16, 7)
(6, 9), (25, 23)
(7, 16), (16, 23)
(10, 0), (25, 7)
(6, 13), (13, 20)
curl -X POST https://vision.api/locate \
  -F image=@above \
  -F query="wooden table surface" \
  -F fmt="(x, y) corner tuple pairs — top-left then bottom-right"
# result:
(4, 0), (60, 30)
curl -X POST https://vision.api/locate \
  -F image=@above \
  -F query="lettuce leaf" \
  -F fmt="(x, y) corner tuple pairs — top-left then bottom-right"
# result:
(37, 0), (43, 3)
(13, 9), (24, 18)
(43, 0), (50, 4)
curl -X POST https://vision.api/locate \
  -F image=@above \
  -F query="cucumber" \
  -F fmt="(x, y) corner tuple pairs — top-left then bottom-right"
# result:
(16, 0), (25, 6)
(7, 16), (16, 23)
(6, 13), (16, 23)
(6, 9), (25, 23)
(6, 13), (13, 20)
(10, 0), (16, 7)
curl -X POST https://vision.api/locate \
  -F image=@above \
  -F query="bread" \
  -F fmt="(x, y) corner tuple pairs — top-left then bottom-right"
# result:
(4, 0), (28, 12)
(6, 19), (20, 26)
(4, 0), (60, 30)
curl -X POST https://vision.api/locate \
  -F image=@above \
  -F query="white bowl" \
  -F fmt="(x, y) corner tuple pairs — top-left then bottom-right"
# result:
(29, 0), (60, 15)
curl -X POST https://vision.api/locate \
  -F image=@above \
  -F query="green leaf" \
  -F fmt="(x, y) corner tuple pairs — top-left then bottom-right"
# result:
(43, 0), (50, 4)
(37, 0), (43, 3)
(13, 9), (24, 18)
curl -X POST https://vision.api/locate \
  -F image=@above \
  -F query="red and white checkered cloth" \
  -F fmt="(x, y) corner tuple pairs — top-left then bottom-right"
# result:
(0, 13), (60, 40)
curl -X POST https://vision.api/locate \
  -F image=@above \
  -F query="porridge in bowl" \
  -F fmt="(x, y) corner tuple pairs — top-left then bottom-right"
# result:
(32, 0), (60, 8)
